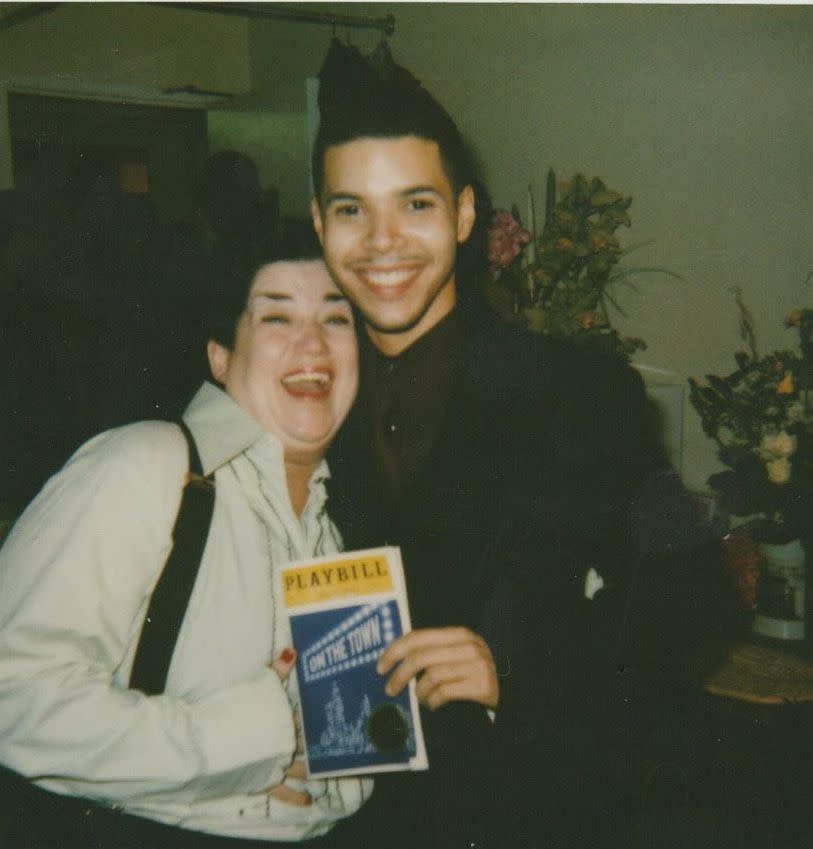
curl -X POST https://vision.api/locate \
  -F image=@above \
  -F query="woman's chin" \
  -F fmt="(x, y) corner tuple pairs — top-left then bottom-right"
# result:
(281, 432), (333, 466)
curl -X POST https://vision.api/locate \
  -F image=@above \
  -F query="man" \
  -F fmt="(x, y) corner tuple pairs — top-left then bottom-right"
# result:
(311, 41), (733, 849)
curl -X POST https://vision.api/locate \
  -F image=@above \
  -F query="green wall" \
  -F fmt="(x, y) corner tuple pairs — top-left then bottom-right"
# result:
(207, 110), (310, 217)
(296, 3), (813, 492)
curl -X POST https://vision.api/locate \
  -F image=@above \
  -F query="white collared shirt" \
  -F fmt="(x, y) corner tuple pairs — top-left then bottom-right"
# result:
(0, 382), (372, 841)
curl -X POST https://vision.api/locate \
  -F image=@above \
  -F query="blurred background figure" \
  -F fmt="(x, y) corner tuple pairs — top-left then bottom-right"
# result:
(156, 150), (283, 421)
(0, 146), (285, 526)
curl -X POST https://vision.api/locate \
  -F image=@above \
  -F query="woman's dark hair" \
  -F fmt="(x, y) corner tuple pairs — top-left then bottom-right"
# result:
(203, 221), (323, 350)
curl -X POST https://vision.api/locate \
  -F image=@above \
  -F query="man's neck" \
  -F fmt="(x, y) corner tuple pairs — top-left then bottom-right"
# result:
(365, 287), (457, 357)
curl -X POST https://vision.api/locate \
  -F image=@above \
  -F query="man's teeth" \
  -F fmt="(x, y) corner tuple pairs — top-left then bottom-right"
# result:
(363, 268), (414, 287)
(282, 372), (330, 386)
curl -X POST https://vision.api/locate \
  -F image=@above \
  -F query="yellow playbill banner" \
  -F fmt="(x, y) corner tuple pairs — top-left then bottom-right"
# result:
(283, 552), (395, 607)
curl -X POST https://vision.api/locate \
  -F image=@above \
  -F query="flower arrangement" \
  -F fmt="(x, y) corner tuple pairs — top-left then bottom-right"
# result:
(486, 209), (531, 274)
(688, 289), (813, 543)
(483, 169), (673, 360)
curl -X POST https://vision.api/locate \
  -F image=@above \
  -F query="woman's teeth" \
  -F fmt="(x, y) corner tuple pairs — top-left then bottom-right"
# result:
(282, 371), (330, 387)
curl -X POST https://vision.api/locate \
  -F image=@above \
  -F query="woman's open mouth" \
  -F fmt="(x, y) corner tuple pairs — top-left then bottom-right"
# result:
(282, 369), (332, 397)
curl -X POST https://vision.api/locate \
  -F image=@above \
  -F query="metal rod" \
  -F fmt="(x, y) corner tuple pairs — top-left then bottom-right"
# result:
(0, 3), (396, 37)
(0, 3), (61, 32)
(155, 3), (395, 36)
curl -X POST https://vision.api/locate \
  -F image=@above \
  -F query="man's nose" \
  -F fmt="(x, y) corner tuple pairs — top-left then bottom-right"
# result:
(365, 209), (401, 253)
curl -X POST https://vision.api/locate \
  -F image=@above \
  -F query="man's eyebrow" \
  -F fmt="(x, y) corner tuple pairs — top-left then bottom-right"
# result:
(324, 186), (443, 205)
(402, 186), (443, 198)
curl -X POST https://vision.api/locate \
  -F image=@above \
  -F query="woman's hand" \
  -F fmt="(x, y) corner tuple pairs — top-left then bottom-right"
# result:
(264, 648), (312, 806)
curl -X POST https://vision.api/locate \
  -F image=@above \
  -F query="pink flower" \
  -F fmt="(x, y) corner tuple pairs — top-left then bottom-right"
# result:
(487, 209), (531, 274)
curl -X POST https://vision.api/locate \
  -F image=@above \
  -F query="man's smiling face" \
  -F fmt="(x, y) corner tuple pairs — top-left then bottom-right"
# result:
(312, 136), (475, 356)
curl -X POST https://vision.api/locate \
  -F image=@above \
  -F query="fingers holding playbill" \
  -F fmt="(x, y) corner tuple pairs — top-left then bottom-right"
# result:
(262, 648), (313, 805)
(377, 627), (499, 711)
(284, 759), (307, 780)
(266, 781), (312, 807)
(269, 647), (307, 754)
(263, 730), (312, 805)
(415, 659), (499, 711)
(376, 626), (492, 678)
(270, 646), (297, 679)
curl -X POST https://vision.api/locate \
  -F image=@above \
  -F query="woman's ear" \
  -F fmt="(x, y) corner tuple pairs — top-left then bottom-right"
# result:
(207, 339), (230, 385)
(311, 196), (325, 245)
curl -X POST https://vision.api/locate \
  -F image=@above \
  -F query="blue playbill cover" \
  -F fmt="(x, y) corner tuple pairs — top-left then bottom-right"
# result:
(279, 546), (428, 778)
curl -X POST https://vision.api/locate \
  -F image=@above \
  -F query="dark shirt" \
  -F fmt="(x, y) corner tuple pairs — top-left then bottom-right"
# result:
(361, 309), (462, 504)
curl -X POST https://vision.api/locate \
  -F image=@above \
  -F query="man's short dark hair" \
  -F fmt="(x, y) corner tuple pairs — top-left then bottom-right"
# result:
(311, 41), (475, 199)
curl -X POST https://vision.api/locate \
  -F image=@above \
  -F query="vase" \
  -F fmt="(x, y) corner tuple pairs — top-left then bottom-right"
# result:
(752, 538), (806, 641)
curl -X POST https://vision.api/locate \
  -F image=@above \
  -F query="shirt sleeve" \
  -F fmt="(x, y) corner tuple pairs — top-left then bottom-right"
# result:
(0, 424), (296, 805)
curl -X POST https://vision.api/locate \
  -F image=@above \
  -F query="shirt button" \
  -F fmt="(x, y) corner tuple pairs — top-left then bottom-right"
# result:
(388, 423), (397, 434)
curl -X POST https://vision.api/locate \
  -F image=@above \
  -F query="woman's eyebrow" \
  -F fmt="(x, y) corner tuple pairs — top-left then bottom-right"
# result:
(324, 293), (348, 304)
(253, 292), (292, 303)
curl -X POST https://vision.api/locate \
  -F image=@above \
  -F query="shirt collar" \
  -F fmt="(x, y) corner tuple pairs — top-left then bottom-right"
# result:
(181, 381), (330, 486)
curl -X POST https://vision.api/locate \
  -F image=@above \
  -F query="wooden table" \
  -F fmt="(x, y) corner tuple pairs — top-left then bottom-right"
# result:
(704, 638), (813, 704)
(701, 639), (813, 846)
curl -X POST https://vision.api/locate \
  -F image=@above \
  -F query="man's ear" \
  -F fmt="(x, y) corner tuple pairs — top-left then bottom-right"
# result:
(311, 197), (325, 245)
(456, 185), (476, 244)
(207, 340), (230, 385)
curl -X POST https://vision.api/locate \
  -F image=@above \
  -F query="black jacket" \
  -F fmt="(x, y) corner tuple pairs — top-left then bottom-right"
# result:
(327, 301), (733, 849)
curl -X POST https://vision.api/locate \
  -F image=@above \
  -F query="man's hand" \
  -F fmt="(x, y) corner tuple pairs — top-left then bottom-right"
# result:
(376, 627), (499, 711)
(264, 647), (312, 806)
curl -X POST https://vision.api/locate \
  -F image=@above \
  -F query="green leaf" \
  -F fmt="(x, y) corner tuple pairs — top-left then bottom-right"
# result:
(600, 290), (626, 317)
(706, 374), (735, 399)
(589, 189), (624, 207)
(613, 266), (685, 283)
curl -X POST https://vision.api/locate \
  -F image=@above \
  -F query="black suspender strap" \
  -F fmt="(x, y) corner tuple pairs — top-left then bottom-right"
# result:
(128, 421), (216, 696)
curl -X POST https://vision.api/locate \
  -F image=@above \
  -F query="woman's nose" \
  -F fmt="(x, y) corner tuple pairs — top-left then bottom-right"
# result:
(297, 322), (329, 353)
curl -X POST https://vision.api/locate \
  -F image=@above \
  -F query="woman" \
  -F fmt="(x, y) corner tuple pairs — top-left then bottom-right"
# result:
(0, 248), (370, 847)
